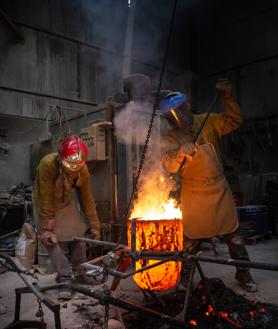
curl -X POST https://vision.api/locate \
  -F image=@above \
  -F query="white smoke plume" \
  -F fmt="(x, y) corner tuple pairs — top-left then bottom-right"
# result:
(114, 100), (161, 145)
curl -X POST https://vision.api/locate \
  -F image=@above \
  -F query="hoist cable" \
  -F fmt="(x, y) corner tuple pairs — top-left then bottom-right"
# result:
(118, 0), (178, 243)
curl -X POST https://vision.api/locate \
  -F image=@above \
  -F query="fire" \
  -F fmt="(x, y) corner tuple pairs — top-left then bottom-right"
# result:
(128, 218), (183, 290)
(130, 171), (182, 220)
(127, 171), (183, 290)
(131, 198), (182, 220)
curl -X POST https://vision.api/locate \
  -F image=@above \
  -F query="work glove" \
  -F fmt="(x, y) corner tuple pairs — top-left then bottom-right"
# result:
(39, 219), (58, 247)
(90, 229), (101, 241)
(176, 142), (198, 163)
(216, 78), (233, 100)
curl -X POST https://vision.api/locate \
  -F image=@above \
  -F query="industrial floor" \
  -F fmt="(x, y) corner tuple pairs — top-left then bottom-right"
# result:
(1, 238), (278, 329)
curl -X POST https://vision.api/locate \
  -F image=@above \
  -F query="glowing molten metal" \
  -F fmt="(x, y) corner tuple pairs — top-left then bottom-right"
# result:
(128, 199), (183, 291)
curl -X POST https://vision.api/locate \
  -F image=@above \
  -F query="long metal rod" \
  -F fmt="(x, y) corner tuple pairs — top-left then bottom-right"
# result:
(176, 91), (220, 175)
(181, 260), (196, 321)
(84, 252), (180, 279)
(191, 255), (278, 271)
(131, 218), (137, 271)
(195, 261), (217, 314)
(72, 236), (126, 249)
(72, 238), (278, 271)
(37, 283), (188, 329)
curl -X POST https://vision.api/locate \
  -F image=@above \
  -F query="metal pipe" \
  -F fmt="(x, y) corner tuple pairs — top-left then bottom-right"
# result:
(28, 282), (188, 328)
(67, 284), (188, 328)
(181, 260), (196, 321)
(83, 252), (180, 279)
(0, 229), (21, 240)
(72, 236), (126, 249)
(191, 255), (278, 271)
(130, 218), (137, 271)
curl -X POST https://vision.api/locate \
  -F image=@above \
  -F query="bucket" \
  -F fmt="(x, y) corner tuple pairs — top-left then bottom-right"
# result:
(237, 205), (268, 237)
(37, 241), (55, 274)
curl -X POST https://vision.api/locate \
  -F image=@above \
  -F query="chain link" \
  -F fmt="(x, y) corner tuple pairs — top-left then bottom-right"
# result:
(102, 285), (110, 329)
(35, 298), (46, 328)
(117, 0), (178, 245)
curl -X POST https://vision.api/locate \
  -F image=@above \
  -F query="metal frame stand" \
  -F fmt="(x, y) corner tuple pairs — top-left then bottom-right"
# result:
(4, 286), (61, 329)
(180, 258), (217, 322)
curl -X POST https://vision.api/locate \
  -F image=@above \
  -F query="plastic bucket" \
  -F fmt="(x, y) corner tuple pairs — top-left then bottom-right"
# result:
(237, 205), (268, 237)
(37, 241), (55, 274)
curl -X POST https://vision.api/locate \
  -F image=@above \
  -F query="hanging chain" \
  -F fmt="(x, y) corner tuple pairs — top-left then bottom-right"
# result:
(35, 298), (46, 327)
(102, 285), (110, 329)
(117, 0), (178, 244)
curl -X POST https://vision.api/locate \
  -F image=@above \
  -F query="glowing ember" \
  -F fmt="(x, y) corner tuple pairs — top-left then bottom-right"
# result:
(249, 310), (257, 318)
(189, 319), (198, 326)
(128, 218), (183, 290)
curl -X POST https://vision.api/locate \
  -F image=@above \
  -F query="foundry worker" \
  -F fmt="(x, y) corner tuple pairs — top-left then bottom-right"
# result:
(33, 135), (101, 299)
(160, 79), (257, 293)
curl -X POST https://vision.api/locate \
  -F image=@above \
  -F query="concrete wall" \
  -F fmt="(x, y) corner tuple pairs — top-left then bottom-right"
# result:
(191, 0), (278, 175)
(0, 0), (192, 188)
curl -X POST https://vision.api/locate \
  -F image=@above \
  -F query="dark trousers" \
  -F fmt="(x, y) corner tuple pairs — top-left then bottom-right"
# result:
(47, 240), (86, 282)
(182, 230), (250, 278)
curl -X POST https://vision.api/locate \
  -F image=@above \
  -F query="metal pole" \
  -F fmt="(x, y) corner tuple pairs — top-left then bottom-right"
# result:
(131, 218), (137, 271)
(72, 236), (126, 250)
(191, 255), (278, 272)
(181, 260), (196, 321)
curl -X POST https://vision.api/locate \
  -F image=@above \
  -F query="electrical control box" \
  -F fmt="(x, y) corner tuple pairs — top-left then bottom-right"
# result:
(81, 122), (109, 161)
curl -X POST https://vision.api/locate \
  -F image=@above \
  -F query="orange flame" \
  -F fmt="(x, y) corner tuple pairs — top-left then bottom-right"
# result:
(128, 171), (183, 290)
(130, 172), (182, 220)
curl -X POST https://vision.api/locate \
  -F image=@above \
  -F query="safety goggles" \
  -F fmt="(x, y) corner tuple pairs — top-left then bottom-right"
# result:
(61, 159), (85, 172)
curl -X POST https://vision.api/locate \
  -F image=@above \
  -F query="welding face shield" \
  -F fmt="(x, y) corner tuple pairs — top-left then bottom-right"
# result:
(59, 135), (88, 172)
(160, 92), (193, 130)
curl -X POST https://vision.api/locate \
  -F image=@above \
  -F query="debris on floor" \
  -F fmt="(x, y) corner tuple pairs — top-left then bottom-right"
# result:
(123, 278), (278, 329)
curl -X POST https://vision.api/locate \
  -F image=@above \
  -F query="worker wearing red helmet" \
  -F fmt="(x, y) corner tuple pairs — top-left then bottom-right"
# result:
(33, 135), (101, 299)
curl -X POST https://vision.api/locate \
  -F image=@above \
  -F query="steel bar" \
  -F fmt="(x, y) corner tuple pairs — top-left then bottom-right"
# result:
(54, 241), (278, 271)
(69, 284), (188, 328)
(130, 218), (137, 271)
(73, 237), (180, 259)
(0, 229), (21, 240)
(24, 283), (188, 328)
(195, 261), (217, 315)
(191, 255), (278, 271)
(13, 286), (61, 329)
(181, 260), (196, 321)
(73, 236), (126, 250)
(83, 252), (180, 279)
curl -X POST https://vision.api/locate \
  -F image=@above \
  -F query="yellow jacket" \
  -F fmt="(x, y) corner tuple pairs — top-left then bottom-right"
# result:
(162, 97), (243, 172)
(33, 153), (100, 233)
(162, 97), (243, 238)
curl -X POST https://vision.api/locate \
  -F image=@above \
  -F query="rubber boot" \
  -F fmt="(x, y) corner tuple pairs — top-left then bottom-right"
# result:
(235, 268), (257, 293)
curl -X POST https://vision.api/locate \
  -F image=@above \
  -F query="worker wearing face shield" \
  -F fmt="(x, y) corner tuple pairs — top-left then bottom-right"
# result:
(33, 135), (101, 299)
(161, 79), (257, 293)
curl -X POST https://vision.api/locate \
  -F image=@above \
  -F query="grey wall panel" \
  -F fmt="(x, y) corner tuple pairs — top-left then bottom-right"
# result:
(79, 46), (123, 103)
(196, 4), (278, 76)
(0, 27), (78, 99)
(49, 0), (127, 53)
(240, 59), (278, 118)
(1, 0), (51, 30)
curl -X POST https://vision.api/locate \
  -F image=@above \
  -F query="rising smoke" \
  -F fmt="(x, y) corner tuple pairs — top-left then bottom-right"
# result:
(114, 100), (178, 218)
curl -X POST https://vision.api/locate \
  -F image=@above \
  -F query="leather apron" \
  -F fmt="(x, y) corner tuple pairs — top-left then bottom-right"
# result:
(53, 175), (87, 242)
(181, 143), (238, 239)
